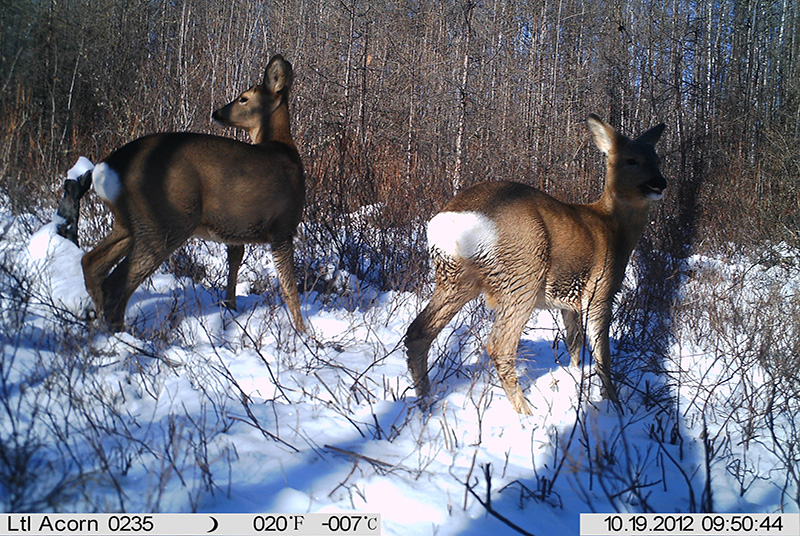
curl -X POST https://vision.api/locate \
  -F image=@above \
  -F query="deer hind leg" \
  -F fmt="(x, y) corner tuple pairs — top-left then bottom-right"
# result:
(223, 244), (244, 310)
(81, 224), (132, 320)
(100, 237), (178, 332)
(405, 260), (480, 401)
(561, 309), (585, 367)
(485, 298), (536, 415)
(271, 239), (305, 332)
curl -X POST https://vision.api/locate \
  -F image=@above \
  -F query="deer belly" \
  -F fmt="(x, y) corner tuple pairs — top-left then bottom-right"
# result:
(543, 270), (589, 309)
(194, 210), (272, 244)
(193, 225), (228, 243)
(193, 225), (267, 244)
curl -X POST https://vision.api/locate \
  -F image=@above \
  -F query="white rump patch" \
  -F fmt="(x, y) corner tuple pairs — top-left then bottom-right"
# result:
(92, 162), (121, 203)
(427, 211), (498, 259)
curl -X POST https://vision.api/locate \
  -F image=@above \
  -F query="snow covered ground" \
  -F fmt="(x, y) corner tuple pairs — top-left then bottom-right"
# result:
(1, 191), (798, 534)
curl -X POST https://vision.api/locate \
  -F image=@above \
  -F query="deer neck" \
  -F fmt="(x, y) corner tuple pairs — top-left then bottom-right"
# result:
(251, 99), (296, 151)
(597, 183), (652, 256)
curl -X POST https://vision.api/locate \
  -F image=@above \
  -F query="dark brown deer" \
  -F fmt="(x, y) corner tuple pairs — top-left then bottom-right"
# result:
(405, 115), (666, 414)
(80, 55), (305, 332)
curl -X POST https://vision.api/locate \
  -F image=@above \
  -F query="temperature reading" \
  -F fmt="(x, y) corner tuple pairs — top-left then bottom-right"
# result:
(322, 515), (380, 533)
(253, 515), (305, 532)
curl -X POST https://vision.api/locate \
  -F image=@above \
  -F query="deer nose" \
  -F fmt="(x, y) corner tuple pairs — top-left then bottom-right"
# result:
(652, 174), (667, 192)
(641, 174), (667, 200)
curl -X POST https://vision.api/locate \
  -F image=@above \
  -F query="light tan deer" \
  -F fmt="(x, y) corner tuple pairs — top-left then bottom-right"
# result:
(81, 55), (306, 332)
(405, 114), (666, 414)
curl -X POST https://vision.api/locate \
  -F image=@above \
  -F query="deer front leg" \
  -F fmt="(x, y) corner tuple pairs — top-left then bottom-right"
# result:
(271, 239), (306, 332)
(586, 307), (619, 403)
(561, 308), (585, 367)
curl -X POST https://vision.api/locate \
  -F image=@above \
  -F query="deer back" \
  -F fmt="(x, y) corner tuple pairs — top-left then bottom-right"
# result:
(94, 132), (303, 245)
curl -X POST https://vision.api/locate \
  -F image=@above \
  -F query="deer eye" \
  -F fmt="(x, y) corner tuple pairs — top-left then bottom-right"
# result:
(625, 158), (638, 167)
(239, 97), (249, 104)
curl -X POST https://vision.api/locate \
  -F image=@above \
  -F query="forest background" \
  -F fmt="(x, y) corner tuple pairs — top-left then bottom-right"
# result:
(2, 0), (799, 287)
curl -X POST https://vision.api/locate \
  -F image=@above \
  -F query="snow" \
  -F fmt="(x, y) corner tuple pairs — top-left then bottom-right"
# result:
(26, 221), (91, 313)
(1, 188), (798, 533)
(67, 156), (94, 182)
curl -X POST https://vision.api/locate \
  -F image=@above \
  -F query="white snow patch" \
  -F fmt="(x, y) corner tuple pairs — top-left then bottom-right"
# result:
(427, 211), (497, 259)
(25, 222), (90, 312)
(93, 162), (121, 202)
(67, 156), (94, 182)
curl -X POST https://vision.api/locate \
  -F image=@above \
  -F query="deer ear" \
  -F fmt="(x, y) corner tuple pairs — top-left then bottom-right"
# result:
(586, 114), (620, 155)
(636, 123), (666, 146)
(264, 55), (293, 94)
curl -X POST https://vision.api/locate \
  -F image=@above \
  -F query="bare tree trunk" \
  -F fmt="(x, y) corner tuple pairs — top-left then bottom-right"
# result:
(452, 1), (475, 194)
